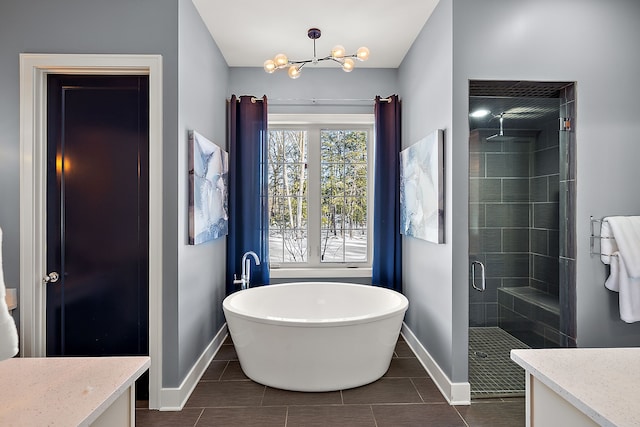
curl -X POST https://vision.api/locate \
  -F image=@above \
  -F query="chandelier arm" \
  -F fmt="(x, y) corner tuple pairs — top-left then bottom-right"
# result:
(327, 57), (345, 65)
(310, 55), (334, 63)
(288, 59), (315, 65)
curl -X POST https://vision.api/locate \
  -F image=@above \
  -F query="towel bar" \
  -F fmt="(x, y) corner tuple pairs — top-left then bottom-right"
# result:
(590, 216), (618, 257)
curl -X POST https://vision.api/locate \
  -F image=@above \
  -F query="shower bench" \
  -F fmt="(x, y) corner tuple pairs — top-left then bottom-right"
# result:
(497, 286), (561, 347)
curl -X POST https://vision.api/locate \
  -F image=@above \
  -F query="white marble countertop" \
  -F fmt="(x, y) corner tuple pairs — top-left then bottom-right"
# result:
(0, 356), (150, 426)
(511, 348), (640, 427)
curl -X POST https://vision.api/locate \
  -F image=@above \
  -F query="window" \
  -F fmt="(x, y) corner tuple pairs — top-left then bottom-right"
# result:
(267, 115), (373, 269)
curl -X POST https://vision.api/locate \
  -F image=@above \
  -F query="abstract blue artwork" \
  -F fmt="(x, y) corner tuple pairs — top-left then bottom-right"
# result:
(399, 129), (444, 243)
(189, 130), (229, 244)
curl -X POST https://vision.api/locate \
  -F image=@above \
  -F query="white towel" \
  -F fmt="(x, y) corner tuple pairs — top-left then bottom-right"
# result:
(605, 250), (620, 292)
(606, 216), (640, 278)
(0, 227), (19, 360)
(601, 216), (640, 323)
(606, 251), (640, 323)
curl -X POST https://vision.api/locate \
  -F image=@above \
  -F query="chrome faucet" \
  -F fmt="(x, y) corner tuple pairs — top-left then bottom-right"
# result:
(239, 251), (260, 290)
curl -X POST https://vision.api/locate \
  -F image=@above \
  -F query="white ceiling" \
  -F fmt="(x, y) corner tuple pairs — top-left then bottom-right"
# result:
(191, 0), (440, 69)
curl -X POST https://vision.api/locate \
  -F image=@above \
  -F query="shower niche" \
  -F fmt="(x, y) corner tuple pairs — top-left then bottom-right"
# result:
(468, 80), (576, 350)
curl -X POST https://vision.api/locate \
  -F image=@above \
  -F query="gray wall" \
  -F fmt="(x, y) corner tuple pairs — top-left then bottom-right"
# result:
(176, 0), (229, 384)
(398, 0), (460, 381)
(451, 0), (640, 352)
(0, 0), (179, 327)
(229, 67), (398, 114)
(399, 0), (640, 385)
(0, 0), (231, 389)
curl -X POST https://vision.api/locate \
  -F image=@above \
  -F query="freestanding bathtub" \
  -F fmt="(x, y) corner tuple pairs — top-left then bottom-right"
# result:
(222, 282), (409, 392)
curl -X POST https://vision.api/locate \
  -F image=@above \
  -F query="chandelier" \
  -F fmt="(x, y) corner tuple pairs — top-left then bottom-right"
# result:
(263, 28), (370, 79)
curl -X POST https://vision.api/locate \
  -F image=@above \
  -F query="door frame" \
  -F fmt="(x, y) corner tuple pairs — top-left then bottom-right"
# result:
(19, 53), (163, 408)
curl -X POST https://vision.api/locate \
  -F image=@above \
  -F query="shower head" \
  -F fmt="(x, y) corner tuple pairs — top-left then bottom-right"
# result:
(484, 112), (522, 142)
(486, 133), (519, 142)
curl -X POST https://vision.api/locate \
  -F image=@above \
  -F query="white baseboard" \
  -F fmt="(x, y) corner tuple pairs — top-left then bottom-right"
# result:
(154, 322), (469, 409)
(157, 323), (228, 411)
(401, 323), (470, 405)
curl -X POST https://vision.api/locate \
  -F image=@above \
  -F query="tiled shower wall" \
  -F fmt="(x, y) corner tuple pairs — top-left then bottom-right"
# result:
(469, 124), (561, 327)
(469, 130), (534, 327)
(559, 85), (577, 347)
(531, 121), (560, 297)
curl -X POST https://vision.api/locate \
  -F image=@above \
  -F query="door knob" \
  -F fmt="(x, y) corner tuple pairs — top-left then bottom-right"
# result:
(43, 271), (60, 284)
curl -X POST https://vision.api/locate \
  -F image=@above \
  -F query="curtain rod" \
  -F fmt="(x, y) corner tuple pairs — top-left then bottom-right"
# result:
(232, 97), (393, 104)
(268, 97), (392, 104)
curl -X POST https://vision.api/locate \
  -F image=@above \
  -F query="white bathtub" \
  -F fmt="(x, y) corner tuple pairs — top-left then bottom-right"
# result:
(222, 282), (409, 392)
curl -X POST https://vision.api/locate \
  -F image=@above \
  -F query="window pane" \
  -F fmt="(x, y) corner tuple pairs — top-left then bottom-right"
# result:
(282, 228), (307, 262)
(344, 197), (366, 229)
(269, 126), (369, 266)
(320, 129), (368, 264)
(320, 232), (344, 262)
(268, 129), (308, 264)
(344, 229), (368, 262)
(278, 196), (307, 228)
(321, 164), (344, 196)
(356, 196), (367, 227)
(268, 131), (284, 163)
(285, 164), (307, 197)
(321, 196), (334, 230)
(342, 132), (368, 161)
(269, 230), (284, 263)
(321, 130), (344, 160)
(284, 130), (307, 163)
(268, 196), (285, 228)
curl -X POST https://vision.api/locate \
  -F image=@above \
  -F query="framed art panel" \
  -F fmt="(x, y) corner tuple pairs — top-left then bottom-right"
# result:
(188, 130), (229, 244)
(399, 129), (444, 243)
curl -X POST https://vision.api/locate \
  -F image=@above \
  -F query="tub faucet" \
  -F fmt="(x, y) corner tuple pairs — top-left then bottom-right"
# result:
(240, 251), (260, 289)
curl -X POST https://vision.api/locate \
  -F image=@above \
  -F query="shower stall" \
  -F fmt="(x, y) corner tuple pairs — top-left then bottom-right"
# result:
(467, 80), (576, 398)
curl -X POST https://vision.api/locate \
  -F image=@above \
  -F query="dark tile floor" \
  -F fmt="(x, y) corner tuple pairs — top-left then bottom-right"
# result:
(469, 327), (529, 398)
(137, 336), (525, 426)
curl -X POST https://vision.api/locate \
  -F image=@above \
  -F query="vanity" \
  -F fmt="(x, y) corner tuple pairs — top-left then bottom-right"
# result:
(511, 348), (640, 427)
(0, 356), (149, 426)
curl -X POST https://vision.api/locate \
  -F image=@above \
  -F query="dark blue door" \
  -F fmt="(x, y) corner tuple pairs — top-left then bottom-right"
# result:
(45, 75), (149, 369)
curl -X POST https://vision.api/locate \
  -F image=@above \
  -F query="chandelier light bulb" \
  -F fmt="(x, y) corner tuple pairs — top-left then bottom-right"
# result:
(342, 58), (355, 72)
(288, 65), (301, 79)
(274, 53), (289, 68)
(356, 46), (370, 61)
(331, 45), (346, 59)
(263, 59), (276, 73)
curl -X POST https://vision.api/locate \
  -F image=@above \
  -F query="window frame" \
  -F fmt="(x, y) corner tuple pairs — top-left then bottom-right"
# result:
(267, 114), (374, 276)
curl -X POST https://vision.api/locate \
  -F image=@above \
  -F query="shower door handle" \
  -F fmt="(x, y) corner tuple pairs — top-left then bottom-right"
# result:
(471, 261), (486, 292)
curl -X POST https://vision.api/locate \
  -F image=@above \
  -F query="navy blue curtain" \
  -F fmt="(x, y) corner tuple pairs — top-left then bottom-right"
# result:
(226, 95), (270, 294)
(372, 95), (402, 292)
